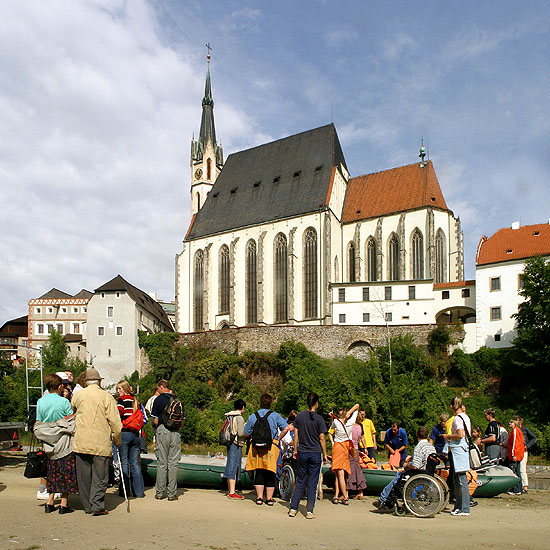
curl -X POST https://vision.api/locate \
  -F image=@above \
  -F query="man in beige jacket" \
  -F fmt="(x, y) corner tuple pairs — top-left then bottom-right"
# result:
(72, 368), (122, 515)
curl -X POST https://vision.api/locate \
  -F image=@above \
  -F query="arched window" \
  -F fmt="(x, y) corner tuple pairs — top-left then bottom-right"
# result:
(219, 245), (230, 314)
(193, 250), (204, 331)
(435, 229), (446, 283)
(304, 228), (317, 319)
(207, 158), (212, 180)
(246, 240), (257, 325)
(411, 229), (424, 280)
(366, 237), (377, 282)
(334, 256), (339, 283)
(274, 233), (288, 323)
(388, 233), (399, 281)
(196, 192), (200, 211)
(348, 242), (356, 282)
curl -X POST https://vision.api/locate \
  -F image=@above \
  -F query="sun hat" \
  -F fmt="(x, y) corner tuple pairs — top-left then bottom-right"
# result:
(55, 371), (70, 384)
(85, 368), (103, 381)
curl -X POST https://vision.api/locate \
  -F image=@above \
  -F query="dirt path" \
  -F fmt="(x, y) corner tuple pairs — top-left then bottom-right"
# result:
(1, 454), (549, 550)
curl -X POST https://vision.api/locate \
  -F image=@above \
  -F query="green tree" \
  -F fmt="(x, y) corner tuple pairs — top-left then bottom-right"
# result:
(41, 329), (68, 374)
(508, 256), (550, 421)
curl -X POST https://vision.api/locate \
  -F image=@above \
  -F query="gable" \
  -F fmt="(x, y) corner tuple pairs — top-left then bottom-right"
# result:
(186, 124), (346, 240)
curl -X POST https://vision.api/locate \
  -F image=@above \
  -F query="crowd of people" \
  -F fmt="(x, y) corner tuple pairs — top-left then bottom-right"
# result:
(32, 368), (537, 520)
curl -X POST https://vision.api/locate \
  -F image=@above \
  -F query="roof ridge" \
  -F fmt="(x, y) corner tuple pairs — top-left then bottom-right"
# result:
(351, 160), (432, 180)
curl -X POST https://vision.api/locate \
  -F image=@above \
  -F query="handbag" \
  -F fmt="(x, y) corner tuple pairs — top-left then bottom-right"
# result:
(459, 415), (482, 469)
(24, 436), (48, 479)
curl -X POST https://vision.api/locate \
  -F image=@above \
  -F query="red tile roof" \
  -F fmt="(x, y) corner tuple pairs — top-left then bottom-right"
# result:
(476, 223), (550, 265)
(342, 161), (449, 223)
(433, 280), (475, 289)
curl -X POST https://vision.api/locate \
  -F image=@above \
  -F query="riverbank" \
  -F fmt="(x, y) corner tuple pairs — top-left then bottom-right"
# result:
(1, 453), (550, 550)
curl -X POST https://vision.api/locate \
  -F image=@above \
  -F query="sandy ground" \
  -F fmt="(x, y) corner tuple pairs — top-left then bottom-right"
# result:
(1, 453), (549, 550)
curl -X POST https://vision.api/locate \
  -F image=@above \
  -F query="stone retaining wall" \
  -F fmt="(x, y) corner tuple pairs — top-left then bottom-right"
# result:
(177, 324), (464, 360)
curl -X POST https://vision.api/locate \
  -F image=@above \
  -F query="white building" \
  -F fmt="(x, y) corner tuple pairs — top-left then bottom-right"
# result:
(475, 221), (550, 348)
(175, 59), (470, 337)
(86, 275), (173, 387)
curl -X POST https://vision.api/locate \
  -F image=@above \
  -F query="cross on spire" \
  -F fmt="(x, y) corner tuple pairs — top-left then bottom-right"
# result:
(206, 42), (212, 62)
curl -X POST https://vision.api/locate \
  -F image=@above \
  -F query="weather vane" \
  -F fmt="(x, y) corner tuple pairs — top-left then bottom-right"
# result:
(206, 42), (212, 62)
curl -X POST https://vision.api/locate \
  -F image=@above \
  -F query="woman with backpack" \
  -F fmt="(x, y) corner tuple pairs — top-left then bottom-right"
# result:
(244, 393), (290, 506)
(116, 380), (145, 499)
(222, 399), (247, 500)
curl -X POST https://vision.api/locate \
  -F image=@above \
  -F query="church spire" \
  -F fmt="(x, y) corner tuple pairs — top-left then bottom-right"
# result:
(190, 45), (223, 217)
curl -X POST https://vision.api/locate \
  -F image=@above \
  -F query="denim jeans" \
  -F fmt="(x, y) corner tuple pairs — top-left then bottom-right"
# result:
(453, 471), (470, 513)
(290, 451), (322, 513)
(509, 460), (523, 493)
(119, 431), (145, 498)
(380, 471), (404, 503)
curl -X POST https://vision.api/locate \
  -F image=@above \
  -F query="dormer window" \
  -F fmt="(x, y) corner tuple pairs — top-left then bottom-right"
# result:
(253, 181), (261, 187)
(314, 165), (323, 172)
(230, 187), (238, 194)
(273, 176), (280, 183)
(533, 231), (540, 236)
(293, 170), (301, 178)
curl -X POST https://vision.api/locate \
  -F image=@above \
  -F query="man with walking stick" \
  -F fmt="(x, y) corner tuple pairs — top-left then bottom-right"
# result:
(72, 368), (122, 516)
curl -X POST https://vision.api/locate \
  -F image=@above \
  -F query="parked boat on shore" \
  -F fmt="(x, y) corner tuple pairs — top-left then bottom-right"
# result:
(139, 454), (519, 498)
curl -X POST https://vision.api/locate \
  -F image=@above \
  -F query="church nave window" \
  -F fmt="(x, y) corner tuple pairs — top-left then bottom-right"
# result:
(194, 250), (204, 331)
(304, 228), (318, 319)
(348, 242), (356, 283)
(274, 234), (288, 323)
(219, 245), (230, 315)
(435, 229), (446, 283)
(388, 233), (400, 281)
(246, 240), (257, 325)
(411, 229), (424, 280)
(366, 237), (377, 282)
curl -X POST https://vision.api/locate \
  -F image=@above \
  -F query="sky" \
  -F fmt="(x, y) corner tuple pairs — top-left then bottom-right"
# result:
(1, 0), (549, 324)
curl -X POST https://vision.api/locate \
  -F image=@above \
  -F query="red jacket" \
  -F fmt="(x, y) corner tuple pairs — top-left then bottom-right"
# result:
(508, 426), (525, 462)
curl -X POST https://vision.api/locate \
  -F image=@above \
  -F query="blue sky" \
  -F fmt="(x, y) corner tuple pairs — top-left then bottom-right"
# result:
(1, 0), (549, 323)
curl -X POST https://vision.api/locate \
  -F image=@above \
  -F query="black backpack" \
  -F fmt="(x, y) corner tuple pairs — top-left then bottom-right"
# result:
(161, 395), (184, 431)
(251, 411), (273, 450)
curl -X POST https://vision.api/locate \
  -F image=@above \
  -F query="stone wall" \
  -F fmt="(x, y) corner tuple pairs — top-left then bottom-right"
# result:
(177, 324), (464, 360)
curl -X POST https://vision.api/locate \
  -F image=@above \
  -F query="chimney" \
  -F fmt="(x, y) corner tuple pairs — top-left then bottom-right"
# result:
(511, 221), (520, 230)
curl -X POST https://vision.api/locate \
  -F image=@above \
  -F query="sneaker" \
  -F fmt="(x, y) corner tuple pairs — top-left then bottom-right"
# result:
(168, 495), (178, 501)
(227, 493), (244, 500)
(155, 494), (167, 500)
(450, 509), (470, 516)
(288, 509), (297, 517)
(372, 499), (383, 510)
(306, 511), (316, 519)
(507, 491), (521, 496)
(37, 490), (49, 500)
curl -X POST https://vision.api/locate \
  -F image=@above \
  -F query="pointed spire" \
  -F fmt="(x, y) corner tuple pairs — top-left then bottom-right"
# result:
(419, 139), (427, 168)
(198, 44), (216, 152)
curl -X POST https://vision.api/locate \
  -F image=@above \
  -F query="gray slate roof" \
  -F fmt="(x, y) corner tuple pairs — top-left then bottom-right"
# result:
(186, 124), (346, 240)
(95, 275), (172, 331)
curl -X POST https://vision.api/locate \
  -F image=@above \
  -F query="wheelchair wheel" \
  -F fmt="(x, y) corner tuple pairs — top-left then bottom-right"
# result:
(278, 463), (296, 501)
(394, 504), (406, 516)
(433, 474), (450, 513)
(402, 474), (444, 518)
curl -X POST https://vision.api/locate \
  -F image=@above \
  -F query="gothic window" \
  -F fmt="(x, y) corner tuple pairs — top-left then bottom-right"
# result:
(366, 237), (377, 282)
(411, 229), (424, 280)
(207, 158), (212, 180)
(246, 240), (257, 325)
(196, 192), (200, 211)
(435, 230), (446, 283)
(348, 242), (356, 282)
(388, 233), (399, 281)
(193, 250), (204, 331)
(274, 233), (288, 323)
(218, 245), (230, 314)
(304, 228), (317, 319)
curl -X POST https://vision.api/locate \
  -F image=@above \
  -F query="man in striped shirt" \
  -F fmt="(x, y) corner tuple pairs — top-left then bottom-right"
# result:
(373, 426), (436, 510)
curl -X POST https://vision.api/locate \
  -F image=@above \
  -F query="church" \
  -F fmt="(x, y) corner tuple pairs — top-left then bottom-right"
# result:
(175, 58), (470, 335)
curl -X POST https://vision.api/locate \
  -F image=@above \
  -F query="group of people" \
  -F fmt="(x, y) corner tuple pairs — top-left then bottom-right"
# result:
(32, 368), (537, 519)
(34, 368), (150, 515)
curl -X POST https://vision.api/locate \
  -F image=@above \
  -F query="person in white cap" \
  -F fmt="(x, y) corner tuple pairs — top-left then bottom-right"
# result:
(71, 368), (122, 516)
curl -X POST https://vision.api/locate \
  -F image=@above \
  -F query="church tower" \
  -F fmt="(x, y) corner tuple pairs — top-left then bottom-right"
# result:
(190, 47), (223, 217)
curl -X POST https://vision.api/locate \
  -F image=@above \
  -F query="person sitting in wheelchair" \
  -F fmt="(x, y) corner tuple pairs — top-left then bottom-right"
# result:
(373, 426), (436, 511)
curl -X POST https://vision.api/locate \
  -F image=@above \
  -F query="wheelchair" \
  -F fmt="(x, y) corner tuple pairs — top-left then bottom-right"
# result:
(382, 454), (449, 518)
